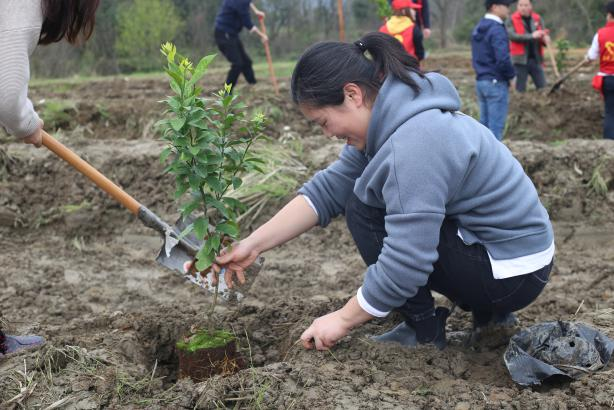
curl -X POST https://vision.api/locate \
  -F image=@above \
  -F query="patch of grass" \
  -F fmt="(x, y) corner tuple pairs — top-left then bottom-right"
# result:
(32, 201), (91, 229)
(587, 163), (609, 197)
(176, 329), (235, 352)
(38, 99), (77, 129)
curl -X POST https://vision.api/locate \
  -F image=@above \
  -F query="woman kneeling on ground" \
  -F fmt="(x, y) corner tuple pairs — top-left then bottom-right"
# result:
(214, 32), (555, 351)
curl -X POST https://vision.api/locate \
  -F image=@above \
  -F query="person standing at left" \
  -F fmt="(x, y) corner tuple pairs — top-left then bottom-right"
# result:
(0, 0), (100, 358)
(471, 0), (516, 141)
(214, 0), (269, 92)
(506, 0), (551, 92)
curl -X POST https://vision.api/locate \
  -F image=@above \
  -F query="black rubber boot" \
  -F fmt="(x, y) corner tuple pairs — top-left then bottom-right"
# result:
(372, 307), (450, 350)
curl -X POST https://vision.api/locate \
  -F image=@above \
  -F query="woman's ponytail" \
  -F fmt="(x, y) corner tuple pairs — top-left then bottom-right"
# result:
(291, 32), (424, 107)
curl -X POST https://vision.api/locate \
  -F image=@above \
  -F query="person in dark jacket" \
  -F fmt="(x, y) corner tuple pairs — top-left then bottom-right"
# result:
(471, 0), (516, 140)
(214, 0), (268, 92)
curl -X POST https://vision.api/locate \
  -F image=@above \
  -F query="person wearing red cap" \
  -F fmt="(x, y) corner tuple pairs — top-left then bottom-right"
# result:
(379, 0), (425, 61)
(388, 0), (431, 39)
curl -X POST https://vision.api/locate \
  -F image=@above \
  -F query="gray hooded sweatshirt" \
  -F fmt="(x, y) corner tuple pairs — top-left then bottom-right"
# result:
(299, 72), (553, 313)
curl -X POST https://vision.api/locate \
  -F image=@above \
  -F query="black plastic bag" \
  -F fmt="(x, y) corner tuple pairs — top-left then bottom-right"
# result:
(504, 321), (614, 386)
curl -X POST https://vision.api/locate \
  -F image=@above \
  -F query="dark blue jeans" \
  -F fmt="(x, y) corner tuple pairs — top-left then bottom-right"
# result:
(345, 193), (552, 328)
(476, 79), (509, 141)
(602, 76), (614, 140)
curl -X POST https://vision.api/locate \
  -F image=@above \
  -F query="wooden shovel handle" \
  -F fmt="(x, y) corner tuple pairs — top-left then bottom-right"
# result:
(258, 15), (280, 96)
(42, 131), (141, 215)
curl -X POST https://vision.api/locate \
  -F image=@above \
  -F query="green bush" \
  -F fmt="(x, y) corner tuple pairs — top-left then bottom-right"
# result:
(115, 0), (184, 71)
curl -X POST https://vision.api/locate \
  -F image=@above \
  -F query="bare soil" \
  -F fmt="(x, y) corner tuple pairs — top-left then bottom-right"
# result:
(1, 58), (613, 409)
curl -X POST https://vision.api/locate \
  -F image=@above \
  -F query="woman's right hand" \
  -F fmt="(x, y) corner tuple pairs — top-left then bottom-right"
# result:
(22, 121), (44, 147)
(213, 237), (260, 289)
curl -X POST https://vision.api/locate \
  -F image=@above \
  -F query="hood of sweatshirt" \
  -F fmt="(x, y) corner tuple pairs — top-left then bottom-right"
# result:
(366, 71), (461, 158)
(472, 17), (499, 42)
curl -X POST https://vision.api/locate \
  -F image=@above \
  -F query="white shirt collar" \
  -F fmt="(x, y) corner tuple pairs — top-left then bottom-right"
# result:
(484, 13), (504, 24)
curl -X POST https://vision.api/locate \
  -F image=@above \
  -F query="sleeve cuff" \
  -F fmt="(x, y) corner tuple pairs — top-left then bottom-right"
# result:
(357, 287), (390, 318)
(301, 194), (319, 217)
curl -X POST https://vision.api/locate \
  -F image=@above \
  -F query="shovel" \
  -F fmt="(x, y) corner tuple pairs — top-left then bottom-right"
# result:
(258, 15), (279, 96)
(41, 131), (260, 302)
(548, 58), (588, 95)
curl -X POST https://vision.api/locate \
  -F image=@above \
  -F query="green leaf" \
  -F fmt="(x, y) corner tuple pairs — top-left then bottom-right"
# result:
(216, 222), (239, 238)
(193, 217), (208, 240)
(195, 248), (215, 271)
(179, 199), (200, 217)
(189, 54), (216, 86)
(178, 223), (194, 241)
(171, 117), (187, 131)
(188, 175), (202, 191)
(232, 177), (242, 189)
(206, 176), (224, 193)
(207, 197), (229, 218)
(160, 147), (172, 163)
(174, 181), (189, 199)
(209, 233), (221, 254)
(189, 146), (200, 156)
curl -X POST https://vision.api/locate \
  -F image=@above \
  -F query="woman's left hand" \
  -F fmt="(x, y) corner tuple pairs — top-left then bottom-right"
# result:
(300, 296), (375, 350)
(300, 310), (352, 350)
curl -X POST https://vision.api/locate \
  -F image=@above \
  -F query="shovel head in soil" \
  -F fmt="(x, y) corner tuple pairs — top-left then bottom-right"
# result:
(504, 321), (614, 386)
(155, 214), (264, 303)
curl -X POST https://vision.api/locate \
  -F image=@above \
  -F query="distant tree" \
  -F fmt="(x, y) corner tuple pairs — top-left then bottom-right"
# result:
(115, 0), (184, 71)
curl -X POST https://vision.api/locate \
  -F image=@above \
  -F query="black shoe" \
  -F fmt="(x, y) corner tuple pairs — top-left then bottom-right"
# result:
(372, 307), (450, 350)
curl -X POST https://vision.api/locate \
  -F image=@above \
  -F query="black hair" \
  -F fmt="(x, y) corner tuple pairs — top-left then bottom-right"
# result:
(607, 1), (614, 16)
(291, 32), (424, 107)
(39, 0), (100, 45)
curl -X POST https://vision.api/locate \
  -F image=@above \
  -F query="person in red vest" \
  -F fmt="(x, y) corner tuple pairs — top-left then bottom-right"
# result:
(388, 0), (431, 39)
(379, 0), (425, 61)
(506, 0), (550, 92)
(586, 1), (614, 140)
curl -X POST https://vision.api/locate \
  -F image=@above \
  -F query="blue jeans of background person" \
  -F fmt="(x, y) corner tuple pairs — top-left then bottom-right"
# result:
(344, 193), (552, 327)
(602, 76), (614, 140)
(514, 58), (547, 92)
(476, 79), (509, 141)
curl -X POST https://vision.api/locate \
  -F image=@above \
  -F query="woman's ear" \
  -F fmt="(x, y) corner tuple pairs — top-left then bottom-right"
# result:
(343, 83), (366, 108)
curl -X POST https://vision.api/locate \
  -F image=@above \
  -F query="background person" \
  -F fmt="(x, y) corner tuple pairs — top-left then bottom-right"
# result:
(214, 0), (268, 92)
(506, 0), (550, 92)
(212, 32), (554, 352)
(471, 0), (516, 140)
(0, 0), (100, 358)
(389, 0), (431, 39)
(379, 0), (425, 61)
(585, 1), (614, 140)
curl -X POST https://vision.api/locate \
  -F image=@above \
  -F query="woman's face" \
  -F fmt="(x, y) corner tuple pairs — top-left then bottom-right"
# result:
(300, 83), (372, 151)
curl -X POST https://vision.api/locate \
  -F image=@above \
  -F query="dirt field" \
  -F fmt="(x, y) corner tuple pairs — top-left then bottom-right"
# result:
(1, 54), (613, 409)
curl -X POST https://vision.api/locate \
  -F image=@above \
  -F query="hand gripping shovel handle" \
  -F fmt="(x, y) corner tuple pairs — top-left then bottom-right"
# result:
(258, 15), (280, 96)
(41, 131), (199, 256)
